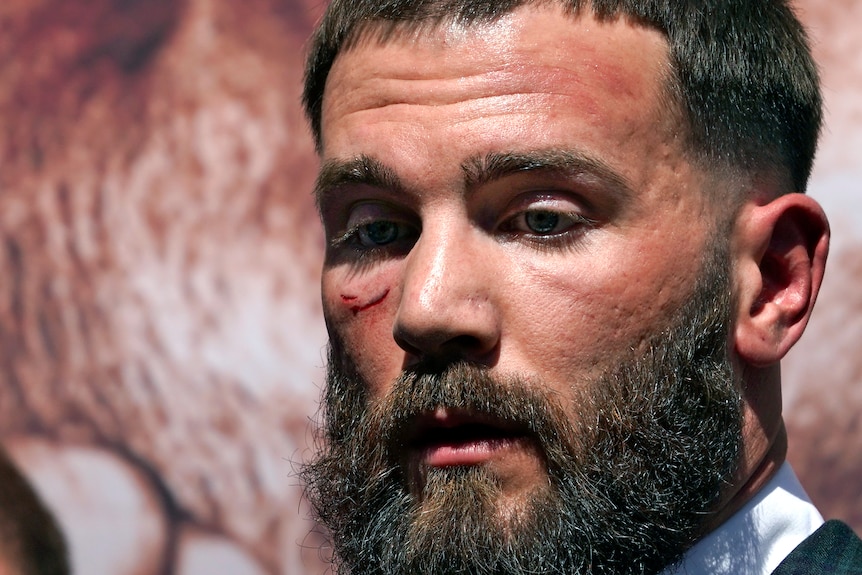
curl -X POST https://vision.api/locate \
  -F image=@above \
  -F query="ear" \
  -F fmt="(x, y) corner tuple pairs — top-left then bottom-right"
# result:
(733, 193), (829, 366)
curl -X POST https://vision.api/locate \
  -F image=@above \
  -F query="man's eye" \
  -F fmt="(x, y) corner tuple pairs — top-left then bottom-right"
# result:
(330, 201), (419, 253)
(524, 211), (562, 234)
(339, 218), (417, 251)
(507, 210), (587, 236)
(357, 221), (403, 246)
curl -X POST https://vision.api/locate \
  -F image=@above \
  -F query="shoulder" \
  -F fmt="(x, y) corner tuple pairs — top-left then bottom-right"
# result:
(772, 520), (862, 574)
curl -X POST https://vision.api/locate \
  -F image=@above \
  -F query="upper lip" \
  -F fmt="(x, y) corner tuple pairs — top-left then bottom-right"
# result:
(405, 408), (527, 450)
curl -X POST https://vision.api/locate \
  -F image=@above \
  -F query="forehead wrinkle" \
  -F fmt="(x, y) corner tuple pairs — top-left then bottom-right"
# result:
(336, 67), (603, 119)
(323, 13), (674, 145)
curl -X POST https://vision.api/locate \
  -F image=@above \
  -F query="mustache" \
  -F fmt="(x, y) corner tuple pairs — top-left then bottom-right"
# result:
(359, 361), (583, 476)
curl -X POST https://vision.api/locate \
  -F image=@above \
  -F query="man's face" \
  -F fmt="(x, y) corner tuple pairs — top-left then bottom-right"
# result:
(312, 4), (740, 573)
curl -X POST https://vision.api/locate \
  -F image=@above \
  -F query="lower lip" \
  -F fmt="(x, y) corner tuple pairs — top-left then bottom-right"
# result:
(421, 437), (521, 467)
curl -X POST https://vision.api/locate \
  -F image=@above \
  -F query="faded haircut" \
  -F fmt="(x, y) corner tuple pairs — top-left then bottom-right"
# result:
(303, 0), (821, 194)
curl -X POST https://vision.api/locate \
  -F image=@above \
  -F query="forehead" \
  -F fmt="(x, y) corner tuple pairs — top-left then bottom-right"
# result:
(319, 4), (684, 202)
(322, 6), (671, 128)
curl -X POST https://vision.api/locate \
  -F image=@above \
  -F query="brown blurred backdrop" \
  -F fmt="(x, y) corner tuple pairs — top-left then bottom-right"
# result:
(0, 1), (857, 573)
(784, 0), (862, 535)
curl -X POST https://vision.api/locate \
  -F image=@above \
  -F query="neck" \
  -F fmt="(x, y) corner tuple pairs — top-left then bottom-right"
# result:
(705, 418), (788, 533)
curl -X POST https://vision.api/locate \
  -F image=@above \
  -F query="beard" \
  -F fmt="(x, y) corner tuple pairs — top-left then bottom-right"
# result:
(305, 243), (743, 575)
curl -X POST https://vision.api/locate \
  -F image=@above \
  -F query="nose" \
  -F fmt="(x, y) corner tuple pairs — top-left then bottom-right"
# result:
(393, 222), (501, 364)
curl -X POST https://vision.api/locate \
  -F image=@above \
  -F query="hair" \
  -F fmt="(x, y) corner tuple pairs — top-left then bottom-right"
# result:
(303, 0), (822, 193)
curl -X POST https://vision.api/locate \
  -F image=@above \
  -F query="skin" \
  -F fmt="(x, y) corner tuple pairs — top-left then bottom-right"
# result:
(317, 4), (830, 530)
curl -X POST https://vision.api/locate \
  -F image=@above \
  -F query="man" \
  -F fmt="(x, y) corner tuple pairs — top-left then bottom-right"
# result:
(302, 0), (862, 573)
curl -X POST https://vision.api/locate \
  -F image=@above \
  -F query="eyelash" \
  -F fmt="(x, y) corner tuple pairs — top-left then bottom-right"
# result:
(500, 210), (596, 249)
(330, 226), (374, 250)
(330, 220), (418, 255)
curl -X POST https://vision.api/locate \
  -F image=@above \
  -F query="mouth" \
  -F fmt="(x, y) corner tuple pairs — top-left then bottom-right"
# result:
(406, 408), (532, 468)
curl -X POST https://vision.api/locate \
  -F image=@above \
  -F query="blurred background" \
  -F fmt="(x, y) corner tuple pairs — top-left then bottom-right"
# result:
(0, 1), (857, 573)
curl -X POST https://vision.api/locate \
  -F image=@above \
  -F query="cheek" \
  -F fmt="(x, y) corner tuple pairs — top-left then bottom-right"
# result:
(510, 244), (700, 381)
(513, 282), (636, 384)
(322, 263), (403, 389)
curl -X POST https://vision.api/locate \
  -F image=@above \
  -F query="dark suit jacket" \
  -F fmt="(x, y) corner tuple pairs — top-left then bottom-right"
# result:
(772, 520), (862, 574)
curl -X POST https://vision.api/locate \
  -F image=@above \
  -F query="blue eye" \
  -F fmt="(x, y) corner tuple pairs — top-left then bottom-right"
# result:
(332, 200), (419, 253)
(508, 210), (582, 236)
(499, 204), (596, 249)
(358, 221), (402, 246)
(524, 211), (561, 234)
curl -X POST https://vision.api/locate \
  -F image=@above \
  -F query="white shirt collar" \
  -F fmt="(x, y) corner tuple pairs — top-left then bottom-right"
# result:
(662, 462), (823, 575)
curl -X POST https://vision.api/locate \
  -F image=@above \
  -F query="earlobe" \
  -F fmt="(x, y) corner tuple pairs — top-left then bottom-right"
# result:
(733, 193), (830, 366)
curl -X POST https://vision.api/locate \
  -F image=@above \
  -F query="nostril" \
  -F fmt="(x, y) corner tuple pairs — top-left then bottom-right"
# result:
(393, 328), (423, 358)
(393, 324), (499, 367)
(446, 334), (490, 353)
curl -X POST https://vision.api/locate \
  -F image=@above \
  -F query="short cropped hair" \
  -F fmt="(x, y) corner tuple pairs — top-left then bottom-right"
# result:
(303, 0), (821, 193)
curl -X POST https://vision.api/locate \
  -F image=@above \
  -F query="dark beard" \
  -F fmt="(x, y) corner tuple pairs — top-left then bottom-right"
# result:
(304, 246), (743, 574)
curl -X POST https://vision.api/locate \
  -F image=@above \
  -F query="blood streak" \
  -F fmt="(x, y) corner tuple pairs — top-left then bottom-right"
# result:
(341, 289), (390, 315)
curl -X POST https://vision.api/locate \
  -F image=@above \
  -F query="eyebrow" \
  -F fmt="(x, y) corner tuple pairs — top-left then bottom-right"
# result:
(461, 150), (634, 199)
(314, 149), (635, 210)
(314, 155), (405, 211)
